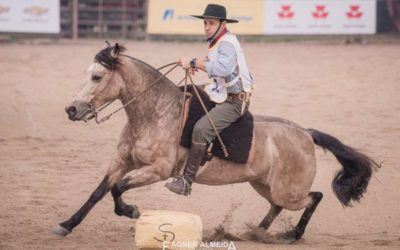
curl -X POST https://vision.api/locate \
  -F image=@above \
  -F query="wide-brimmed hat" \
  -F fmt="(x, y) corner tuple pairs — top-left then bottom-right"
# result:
(191, 4), (239, 23)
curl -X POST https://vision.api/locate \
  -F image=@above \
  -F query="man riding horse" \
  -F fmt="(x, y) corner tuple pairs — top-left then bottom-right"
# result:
(165, 4), (254, 195)
(57, 7), (378, 238)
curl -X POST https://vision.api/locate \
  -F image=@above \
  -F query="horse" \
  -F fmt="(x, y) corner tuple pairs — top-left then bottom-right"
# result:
(54, 43), (379, 242)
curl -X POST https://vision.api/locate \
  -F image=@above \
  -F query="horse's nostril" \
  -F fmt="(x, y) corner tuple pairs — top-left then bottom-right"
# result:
(66, 106), (77, 116)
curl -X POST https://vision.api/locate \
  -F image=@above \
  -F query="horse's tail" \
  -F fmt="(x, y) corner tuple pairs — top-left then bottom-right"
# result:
(307, 128), (380, 207)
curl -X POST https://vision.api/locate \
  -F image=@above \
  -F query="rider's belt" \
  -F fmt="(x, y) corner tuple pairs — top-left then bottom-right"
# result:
(227, 92), (246, 101)
(227, 92), (251, 115)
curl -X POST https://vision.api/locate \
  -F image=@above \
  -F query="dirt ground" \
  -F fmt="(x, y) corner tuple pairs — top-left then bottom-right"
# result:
(0, 39), (399, 250)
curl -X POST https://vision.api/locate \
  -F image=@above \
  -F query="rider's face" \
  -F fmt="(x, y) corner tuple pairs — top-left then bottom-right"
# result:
(204, 18), (225, 38)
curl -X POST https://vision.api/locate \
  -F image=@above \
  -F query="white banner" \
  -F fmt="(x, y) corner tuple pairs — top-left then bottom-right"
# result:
(0, 0), (60, 33)
(264, 0), (376, 34)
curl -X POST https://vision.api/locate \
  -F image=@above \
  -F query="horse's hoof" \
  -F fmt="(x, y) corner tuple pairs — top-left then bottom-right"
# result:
(131, 205), (141, 218)
(52, 225), (71, 236)
(277, 230), (299, 244)
(115, 204), (140, 219)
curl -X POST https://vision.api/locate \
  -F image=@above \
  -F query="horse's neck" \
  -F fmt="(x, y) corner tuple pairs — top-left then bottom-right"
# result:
(120, 60), (183, 129)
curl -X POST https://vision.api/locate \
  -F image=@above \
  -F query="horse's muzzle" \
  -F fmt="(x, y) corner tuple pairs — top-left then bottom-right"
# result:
(65, 101), (94, 122)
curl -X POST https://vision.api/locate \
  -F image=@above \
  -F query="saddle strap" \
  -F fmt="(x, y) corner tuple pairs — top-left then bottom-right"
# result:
(173, 76), (192, 176)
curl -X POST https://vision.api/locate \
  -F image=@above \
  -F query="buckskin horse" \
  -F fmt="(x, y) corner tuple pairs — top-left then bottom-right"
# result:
(54, 43), (379, 242)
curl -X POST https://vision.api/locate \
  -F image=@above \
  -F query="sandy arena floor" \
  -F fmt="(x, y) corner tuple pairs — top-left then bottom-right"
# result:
(0, 39), (399, 249)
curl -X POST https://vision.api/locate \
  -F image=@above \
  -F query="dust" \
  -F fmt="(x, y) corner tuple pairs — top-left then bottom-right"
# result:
(203, 206), (298, 244)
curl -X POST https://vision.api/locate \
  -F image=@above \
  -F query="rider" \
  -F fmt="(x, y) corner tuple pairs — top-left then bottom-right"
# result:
(165, 4), (254, 195)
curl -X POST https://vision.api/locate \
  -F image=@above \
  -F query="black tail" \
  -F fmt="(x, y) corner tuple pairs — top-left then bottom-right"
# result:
(307, 128), (380, 207)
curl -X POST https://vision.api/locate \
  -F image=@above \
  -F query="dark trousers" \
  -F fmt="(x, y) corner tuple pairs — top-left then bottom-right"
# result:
(192, 97), (249, 145)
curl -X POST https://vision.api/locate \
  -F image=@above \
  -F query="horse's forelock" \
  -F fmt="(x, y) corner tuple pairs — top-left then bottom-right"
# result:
(94, 45), (127, 70)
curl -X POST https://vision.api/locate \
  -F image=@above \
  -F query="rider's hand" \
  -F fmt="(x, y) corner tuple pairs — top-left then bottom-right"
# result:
(194, 56), (209, 72)
(188, 67), (198, 76)
(178, 57), (191, 69)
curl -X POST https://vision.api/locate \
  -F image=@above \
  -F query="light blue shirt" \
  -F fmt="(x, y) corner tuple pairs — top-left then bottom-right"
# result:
(205, 41), (243, 94)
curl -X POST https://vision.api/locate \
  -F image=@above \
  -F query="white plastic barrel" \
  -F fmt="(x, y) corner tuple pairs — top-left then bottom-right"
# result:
(135, 210), (203, 250)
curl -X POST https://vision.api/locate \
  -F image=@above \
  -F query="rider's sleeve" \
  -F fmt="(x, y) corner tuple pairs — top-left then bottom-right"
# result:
(205, 41), (237, 79)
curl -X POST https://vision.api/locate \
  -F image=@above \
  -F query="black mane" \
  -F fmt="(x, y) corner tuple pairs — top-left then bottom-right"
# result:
(94, 43), (161, 76)
(94, 43), (127, 70)
(94, 42), (175, 87)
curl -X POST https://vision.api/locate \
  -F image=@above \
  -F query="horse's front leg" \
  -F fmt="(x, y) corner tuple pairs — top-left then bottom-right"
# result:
(111, 164), (171, 219)
(53, 155), (130, 236)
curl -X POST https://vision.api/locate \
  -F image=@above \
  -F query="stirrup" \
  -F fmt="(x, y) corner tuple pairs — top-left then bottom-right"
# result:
(165, 176), (192, 196)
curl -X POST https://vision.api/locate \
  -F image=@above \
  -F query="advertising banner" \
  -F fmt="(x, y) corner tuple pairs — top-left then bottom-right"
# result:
(148, 0), (376, 35)
(0, 0), (60, 33)
(147, 0), (264, 35)
(264, 0), (376, 34)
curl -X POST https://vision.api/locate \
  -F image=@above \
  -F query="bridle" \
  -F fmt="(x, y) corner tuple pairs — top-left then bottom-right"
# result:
(88, 56), (179, 124)
(87, 54), (229, 157)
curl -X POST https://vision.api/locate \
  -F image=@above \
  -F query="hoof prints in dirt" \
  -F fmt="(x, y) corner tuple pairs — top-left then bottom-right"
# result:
(204, 224), (302, 245)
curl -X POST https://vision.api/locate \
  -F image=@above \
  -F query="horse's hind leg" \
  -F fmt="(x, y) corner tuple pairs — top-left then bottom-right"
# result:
(259, 205), (283, 230)
(249, 181), (282, 230)
(282, 192), (323, 241)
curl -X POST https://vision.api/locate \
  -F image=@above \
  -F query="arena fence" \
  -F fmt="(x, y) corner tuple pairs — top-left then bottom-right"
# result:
(60, 0), (147, 39)
(0, 0), (397, 40)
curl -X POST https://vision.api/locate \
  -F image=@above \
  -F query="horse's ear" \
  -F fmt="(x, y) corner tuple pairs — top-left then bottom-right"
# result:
(104, 40), (111, 48)
(112, 43), (120, 58)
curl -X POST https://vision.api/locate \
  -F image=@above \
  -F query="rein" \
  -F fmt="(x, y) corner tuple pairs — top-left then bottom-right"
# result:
(185, 73), (229, 157)
(91, 55), (229, 158)
(93, 57), (179, 124)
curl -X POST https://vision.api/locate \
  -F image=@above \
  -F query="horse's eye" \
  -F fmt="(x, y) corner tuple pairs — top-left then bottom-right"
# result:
(92, 75), (102, 82)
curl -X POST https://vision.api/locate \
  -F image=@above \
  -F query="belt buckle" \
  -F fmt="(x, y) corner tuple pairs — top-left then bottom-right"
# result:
(239, 92), (246, 101)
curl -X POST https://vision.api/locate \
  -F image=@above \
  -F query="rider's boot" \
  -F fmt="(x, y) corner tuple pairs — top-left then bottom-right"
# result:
(165, 142), (207, 195)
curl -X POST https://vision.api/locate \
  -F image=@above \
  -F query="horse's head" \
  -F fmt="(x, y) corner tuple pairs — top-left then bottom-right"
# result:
(65, 42), (126, 121)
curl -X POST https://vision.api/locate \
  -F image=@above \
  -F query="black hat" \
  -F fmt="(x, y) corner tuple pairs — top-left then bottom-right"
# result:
(191, 4), (239, 23)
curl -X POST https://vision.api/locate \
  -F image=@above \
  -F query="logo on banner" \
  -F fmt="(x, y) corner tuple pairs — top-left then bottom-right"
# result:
(278, 5), (294, 19)
(312, 5), (329, 19)
(309, 5), (331, 29)
(24, 6), (49, 17)
(346, 5), (363, 19)
(163, 9), (174, 21)
(274, 5), (296, 29)
(0, 5), (10, 15)
(343, 5), (365, 29)
(162, 8), (196, 22)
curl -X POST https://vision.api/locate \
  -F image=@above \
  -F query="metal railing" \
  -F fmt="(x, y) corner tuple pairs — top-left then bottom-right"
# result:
(60, 0), (147, 40)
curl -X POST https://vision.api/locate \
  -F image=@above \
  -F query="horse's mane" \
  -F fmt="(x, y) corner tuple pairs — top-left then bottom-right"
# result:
(94, 43), (165, 81)
(94, 44), (126, 70)
(94, 42), (175, 92)
(120, 54), (164, 79)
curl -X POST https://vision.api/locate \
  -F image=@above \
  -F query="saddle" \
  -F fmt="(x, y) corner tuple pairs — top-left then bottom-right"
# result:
(179, 85), (254, 164)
